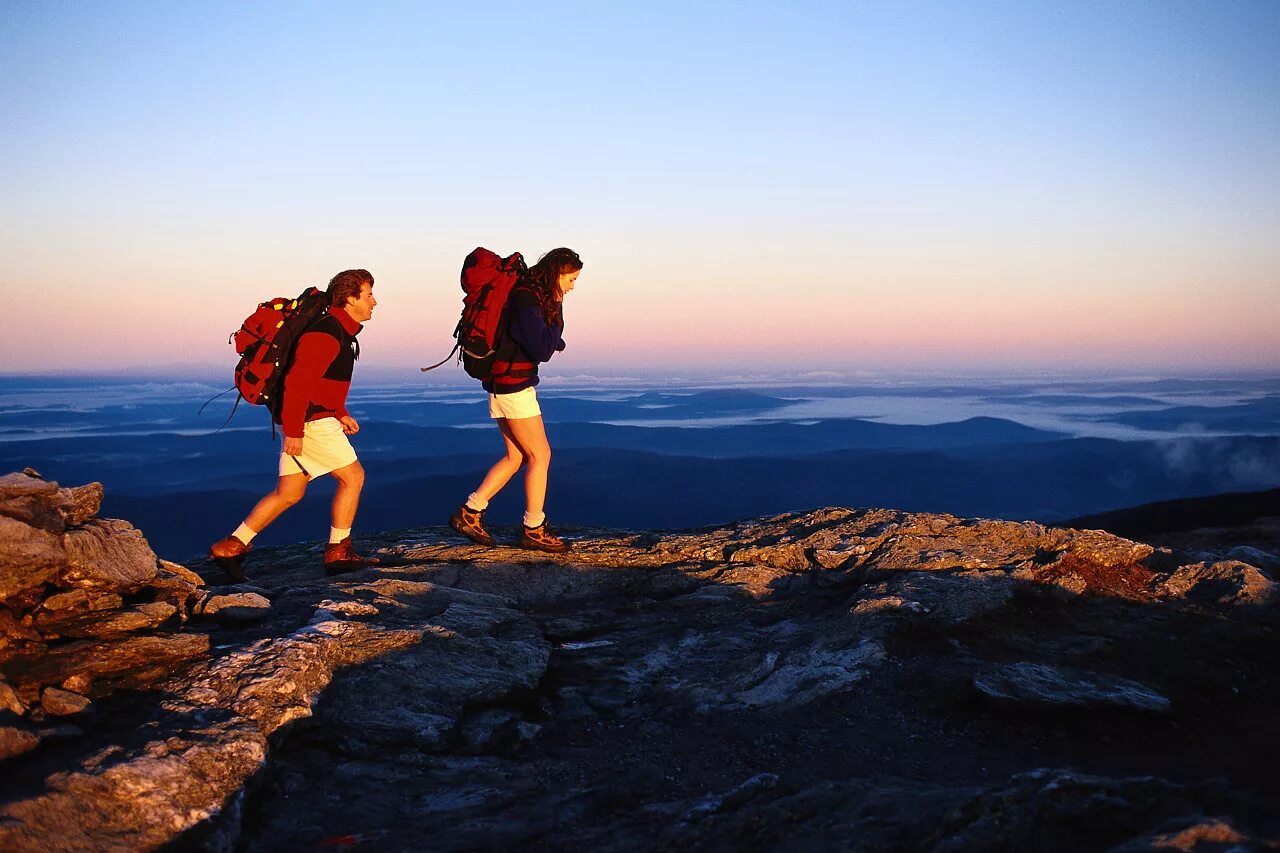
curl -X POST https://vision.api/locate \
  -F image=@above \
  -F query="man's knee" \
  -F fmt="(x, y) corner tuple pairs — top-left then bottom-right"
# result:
(274, 478), (307, 507)
(333, 461), (365, 488)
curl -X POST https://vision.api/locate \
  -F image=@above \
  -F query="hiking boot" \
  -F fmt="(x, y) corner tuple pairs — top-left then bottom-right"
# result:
(520, 521), (570, 553)
(449, 504), (495, 546)
(324, 537), (381, 576)
(208, 535), (251, 582)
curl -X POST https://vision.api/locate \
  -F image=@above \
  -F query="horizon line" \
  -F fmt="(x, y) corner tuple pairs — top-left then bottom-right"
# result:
(2, 366), (1279, 385)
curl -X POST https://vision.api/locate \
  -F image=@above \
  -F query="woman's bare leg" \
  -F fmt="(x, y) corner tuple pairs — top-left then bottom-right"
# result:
(472, 419), (526, 501)
(503, 415), (551, 516)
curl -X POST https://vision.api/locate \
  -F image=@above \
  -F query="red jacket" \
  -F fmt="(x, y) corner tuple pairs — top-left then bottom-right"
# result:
(280, 307), (362, 438)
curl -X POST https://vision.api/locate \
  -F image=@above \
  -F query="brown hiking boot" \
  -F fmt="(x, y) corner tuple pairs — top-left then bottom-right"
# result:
(324, 537), (381, 576)
(449, 504), (495, 546)
(520, 521), (570, 553)
(208, 535), (251, 582)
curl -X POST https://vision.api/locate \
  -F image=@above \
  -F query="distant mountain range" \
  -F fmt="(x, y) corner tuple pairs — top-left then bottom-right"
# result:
(58, 420), (1275, 561)
(5, 379), (1278, 561)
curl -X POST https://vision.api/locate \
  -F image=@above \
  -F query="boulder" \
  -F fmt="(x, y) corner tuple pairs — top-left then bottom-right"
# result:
(158, 559), (206, 587)
(727, 640), (885, 710)
(1112, 816), (1258, 852)
(41, 686), (92, 716)
(0, 472), (64, 533)
(0, 515), (67, 603)
(973, 662), (1171, 714)
(55, 482), (103, 527)
(853, 571), (1016, 627)
(0, 724), (40, 761)
(0, 472), (58, 497)
(1156, 560), (1279, 607)
(40, 589), (123, 613)
(148, 571), (203, 620)
(34, 602), (177, 639)
(1223, 545), (1280, 574)
(0, 678), (26, 715)
(458, 707), (522, 752)
(678, 773), (781, 825)
(3, 634), (211, 695)
(653, 767), (1258, 851)
(322, 631), (550, 753)
(61, 519), (158, 589)
(192, 592), (272, 623)
(60, 673), (93, 695)
(0, 608), (41, 644)
(931, 769), (1226, 851)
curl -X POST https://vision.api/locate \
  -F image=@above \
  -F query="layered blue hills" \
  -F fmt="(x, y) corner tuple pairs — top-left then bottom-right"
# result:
(2, 375), (1278, 560)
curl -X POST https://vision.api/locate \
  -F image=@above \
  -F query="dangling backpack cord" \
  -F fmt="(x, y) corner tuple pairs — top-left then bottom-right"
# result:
(421, 247), (527, 380)
(419, 346), (459, 373)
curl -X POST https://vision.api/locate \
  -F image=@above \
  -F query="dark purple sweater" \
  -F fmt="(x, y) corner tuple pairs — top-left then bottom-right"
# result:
(483, 288), (565, 394)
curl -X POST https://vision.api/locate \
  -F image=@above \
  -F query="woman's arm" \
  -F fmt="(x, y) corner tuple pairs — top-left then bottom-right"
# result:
(508, 293), (564, 362)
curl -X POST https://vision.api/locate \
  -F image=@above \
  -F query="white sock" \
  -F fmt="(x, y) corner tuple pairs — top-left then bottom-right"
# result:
(233, 523), (258, 545)
(523, 510), (545, 529)
(466, 493), (489, 512)
(330, 526), (351, 545)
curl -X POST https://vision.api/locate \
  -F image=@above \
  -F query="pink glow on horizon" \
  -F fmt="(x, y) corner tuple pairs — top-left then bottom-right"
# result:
(4, 253), (1278, 375)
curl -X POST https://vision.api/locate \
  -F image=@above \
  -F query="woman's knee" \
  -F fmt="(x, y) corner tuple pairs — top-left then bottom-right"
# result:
(526, 443), (552, 467)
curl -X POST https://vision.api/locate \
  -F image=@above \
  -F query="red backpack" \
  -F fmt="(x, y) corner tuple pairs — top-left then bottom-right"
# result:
(422, 247), (528, 380)
(231, 287), (330, 416)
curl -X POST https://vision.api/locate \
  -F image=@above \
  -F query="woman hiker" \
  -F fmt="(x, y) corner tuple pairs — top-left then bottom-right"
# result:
(449, 247), (582, 552)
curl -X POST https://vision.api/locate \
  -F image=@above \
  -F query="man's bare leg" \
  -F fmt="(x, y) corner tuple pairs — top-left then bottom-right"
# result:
(242, 472), (309, 534)
(329, 461), (365, 530)
(209, 472), (308, 580)
(324, 461), (380, 572)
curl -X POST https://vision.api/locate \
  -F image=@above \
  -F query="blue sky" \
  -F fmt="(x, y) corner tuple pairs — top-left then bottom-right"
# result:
(1, 1), (1277, 375)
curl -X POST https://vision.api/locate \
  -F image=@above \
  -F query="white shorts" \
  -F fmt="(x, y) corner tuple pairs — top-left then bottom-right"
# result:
(279, 417), (358, 479)
(488, 387), (541, 420)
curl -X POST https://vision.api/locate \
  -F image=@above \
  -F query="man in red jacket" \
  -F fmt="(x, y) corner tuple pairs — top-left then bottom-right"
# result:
(209, 269), (379, 580)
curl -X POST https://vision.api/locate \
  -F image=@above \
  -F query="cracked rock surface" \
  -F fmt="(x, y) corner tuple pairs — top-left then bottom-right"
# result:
(1, 478), (1278, 851)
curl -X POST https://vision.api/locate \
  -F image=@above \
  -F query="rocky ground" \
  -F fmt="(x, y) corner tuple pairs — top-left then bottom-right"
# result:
(2, 470), (1278, 851)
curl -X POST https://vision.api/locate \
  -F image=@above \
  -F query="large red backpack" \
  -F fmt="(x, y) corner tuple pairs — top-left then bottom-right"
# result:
(231, 287), (330, 417)
(422, 247), (528, 380)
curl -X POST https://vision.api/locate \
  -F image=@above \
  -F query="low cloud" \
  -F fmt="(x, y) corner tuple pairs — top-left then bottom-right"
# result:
(1157, 438), (1280, 490)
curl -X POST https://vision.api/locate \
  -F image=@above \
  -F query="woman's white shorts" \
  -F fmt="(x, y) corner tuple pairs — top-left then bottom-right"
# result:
(488, 387), (541, 420)
(279, 416), (358, 479)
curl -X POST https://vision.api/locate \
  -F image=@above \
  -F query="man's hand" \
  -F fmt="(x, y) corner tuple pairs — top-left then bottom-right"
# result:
(283, 436), (304, 456)
(339, 415), (360, 435)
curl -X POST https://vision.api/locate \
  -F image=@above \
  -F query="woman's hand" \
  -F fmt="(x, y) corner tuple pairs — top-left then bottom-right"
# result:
(283, 436), (304, 456)
(339, 415), (360, 435)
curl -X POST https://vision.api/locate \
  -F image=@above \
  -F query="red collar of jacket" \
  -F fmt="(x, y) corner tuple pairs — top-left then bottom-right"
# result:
(330, 306), (363, 335)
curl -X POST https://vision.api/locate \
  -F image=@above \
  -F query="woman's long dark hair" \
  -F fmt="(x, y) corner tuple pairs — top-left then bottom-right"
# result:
(522, 248), (582, 327)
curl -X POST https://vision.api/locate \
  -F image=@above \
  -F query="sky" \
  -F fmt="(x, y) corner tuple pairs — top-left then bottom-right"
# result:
(1, 0), (1278, 378)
